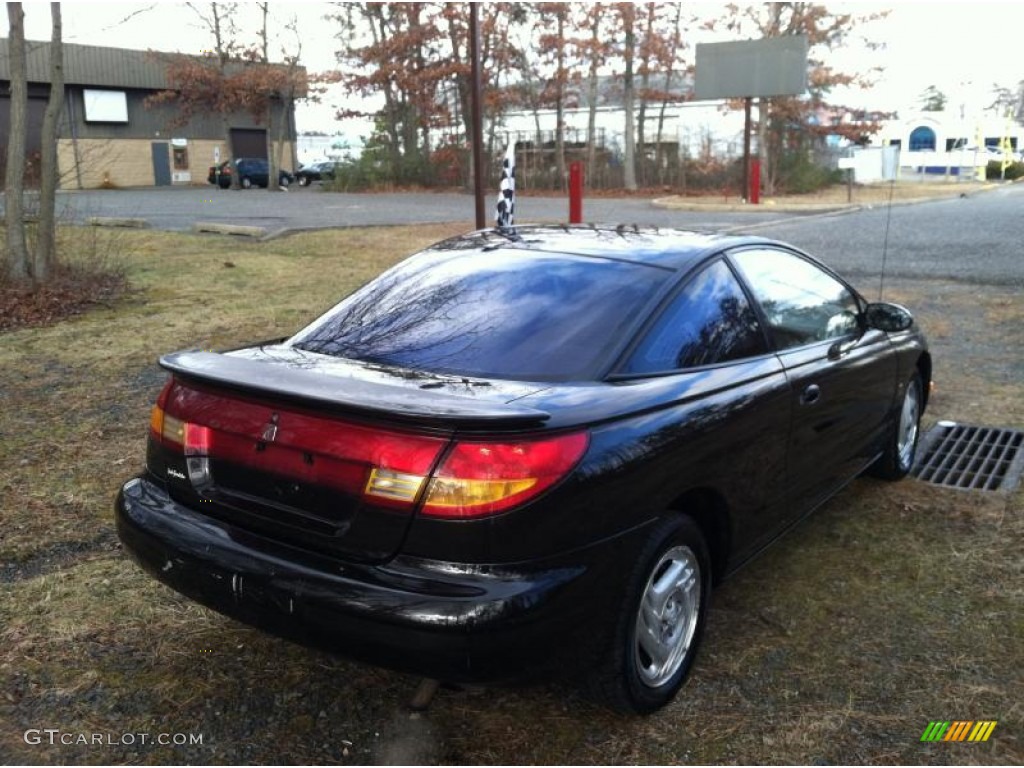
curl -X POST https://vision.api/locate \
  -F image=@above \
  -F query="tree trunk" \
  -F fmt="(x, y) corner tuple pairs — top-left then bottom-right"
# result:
(276, 97), (293, 182)
(757, 4), (783, 197)
(636, 3), (656, 187)
(637, 76), (649, 186)
(266, 104), (281, 191)
(554, 8), (567, 191)
(364, 6), (402, 178)
(585, 6), (602, 181)
(444, 12), (471, 152)
(655, 97), (669, 186)
(655, 2), (683, 187)
(35, 2), (64, 282)
(256, 3), (281, 192)
(622, 6), (637, 191)
(758, 97), (772, 195)
(207, 4), (238, 190)
(4, 2), (31, 284)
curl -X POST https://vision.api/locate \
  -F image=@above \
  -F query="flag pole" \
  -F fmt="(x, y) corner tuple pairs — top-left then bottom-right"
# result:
(469, 3), (486, 229)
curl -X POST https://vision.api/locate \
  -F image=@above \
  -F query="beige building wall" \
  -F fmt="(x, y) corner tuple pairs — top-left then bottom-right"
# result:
(57, 138), (297, 189)
(57, 138), (155, 189)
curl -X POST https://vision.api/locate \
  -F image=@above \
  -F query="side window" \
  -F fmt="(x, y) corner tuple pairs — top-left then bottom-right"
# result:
(731, 249), (860, 351)
(623, 260), (767, 374)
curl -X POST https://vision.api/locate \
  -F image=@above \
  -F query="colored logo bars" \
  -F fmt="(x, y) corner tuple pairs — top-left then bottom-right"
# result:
(921, 721), (997, 742)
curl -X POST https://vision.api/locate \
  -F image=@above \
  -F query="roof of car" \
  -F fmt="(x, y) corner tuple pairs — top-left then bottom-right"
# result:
(431, 225), (779, 270)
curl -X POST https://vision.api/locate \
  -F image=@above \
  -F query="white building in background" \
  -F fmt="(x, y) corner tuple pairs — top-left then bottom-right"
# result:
(497, 99), (748, 160)
(871, 110), (1023, 176)
(295, 120), (375, 167)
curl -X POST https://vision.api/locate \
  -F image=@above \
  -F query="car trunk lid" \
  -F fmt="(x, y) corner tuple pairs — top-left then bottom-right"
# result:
(150, 348), (552, 563)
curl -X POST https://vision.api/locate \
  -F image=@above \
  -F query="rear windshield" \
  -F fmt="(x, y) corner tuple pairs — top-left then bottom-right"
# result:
(289, 248), (669, 381)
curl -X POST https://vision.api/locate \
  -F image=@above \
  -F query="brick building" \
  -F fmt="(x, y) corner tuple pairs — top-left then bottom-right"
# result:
(0, 41), (301, 189)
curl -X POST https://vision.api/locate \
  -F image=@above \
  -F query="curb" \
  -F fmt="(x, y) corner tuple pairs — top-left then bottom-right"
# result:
(86, 216), (150, 228)
(192, 222), (267, 238)
(651, 183), (1002, 214)
(259, 220), (471, 242)
(651, 197), (858, 214)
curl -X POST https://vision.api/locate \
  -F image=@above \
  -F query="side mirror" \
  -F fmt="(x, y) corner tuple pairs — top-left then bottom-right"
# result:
(863, 302), (914, 333)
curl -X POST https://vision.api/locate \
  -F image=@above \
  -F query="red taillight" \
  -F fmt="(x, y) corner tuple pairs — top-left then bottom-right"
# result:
(183, 422), (212, 456)
(419, 433), (589, 518)
(149, 379), (587, 517)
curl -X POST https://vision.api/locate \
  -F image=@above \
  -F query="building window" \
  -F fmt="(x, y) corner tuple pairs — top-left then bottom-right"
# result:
(909, 126), (936, 152)
(173, 146), (189, 170)
(946, 138), (969, 151)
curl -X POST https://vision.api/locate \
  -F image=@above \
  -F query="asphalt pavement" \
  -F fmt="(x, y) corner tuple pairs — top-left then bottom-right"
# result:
(50, 181), (1024, 286)
(741, 183), (1024, 287)
(53, 184), (793, 232)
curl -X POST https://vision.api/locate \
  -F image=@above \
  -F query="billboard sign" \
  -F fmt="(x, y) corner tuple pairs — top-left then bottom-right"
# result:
(695, 35), (809, 100)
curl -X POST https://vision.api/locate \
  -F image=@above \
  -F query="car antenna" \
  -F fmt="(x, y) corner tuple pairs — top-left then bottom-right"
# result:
(877, 174), (896, 301)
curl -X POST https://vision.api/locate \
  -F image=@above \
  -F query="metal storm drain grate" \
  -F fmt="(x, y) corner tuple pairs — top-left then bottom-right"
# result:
(913, 422), (1024, 492)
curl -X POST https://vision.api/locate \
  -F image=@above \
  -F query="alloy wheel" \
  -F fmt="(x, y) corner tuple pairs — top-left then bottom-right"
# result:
(897, 379), (921, 470)
(634, 545), (701, 688)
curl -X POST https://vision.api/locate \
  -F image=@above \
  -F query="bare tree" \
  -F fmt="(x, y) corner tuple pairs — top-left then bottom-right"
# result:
(256, 1), (280, 190)
(35, 2), (64, 281)
(255, 5), (304, 191)
(722, 3), (888, 195)
(4, 2), (30, 283)
(580, 3), (607, 179)
(620, 4), (638, 190)
(654, 3), (687, 185)
(536, 3), (570, 188)
(271, 14), (303, 189)
(188, 2), (240, 188)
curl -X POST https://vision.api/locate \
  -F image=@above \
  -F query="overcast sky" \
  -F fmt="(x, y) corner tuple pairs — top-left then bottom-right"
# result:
(6, 0), (1024, 131)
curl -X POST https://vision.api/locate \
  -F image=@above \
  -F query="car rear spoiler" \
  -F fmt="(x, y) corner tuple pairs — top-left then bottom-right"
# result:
(159, 351), (551, 430)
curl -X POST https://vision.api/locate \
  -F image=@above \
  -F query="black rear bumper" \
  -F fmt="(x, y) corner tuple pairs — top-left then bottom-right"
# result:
(115, 476), (626, 682)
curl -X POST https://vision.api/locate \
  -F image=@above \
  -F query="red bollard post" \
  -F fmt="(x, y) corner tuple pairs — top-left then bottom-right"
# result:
(569, 161), (583, 223)
(749, 158), (761, 205)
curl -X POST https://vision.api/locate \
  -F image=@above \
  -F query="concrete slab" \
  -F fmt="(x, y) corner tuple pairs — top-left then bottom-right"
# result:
(192, 222), (267, 238)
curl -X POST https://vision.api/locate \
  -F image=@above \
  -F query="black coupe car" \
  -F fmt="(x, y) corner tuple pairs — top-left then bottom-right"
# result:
(116, 226), (929, 714)
(295, 160), (339, 186)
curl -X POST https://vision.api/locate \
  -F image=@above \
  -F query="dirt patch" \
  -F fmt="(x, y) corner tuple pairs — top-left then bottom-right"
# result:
(0, 265), (128, 333)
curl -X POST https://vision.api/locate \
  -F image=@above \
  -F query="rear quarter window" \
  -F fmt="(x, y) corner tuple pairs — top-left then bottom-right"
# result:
(622, 259), (767, 374)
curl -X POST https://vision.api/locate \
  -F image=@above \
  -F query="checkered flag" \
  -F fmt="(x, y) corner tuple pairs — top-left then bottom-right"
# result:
(495, 142), (515, 229)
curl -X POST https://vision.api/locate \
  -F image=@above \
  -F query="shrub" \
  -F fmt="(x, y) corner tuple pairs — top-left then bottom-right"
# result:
(775, 153), (843, 194)
(985, 160), (1024, 181)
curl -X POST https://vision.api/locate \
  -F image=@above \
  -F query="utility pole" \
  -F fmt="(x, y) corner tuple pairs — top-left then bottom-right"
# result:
(469, 4), (485, 228)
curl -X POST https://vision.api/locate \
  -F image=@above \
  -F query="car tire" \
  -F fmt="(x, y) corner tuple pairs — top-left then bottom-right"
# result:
(870, 371), (923, 481)
(241, 177), (253, 189)
(280, 176), (291, 188)
(298, 176), (310, 187)
(590, 514), (711, 714)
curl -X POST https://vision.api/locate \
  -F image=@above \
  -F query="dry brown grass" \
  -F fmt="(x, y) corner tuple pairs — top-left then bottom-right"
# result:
(770, 180), (992, 206)
(663, 180), (998, 209)
(0, 229), (1020, 764)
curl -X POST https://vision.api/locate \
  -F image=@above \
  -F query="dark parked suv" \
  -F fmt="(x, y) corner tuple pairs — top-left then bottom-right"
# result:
(207, 157), (295, 189)
(116, 226), (930, 713)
